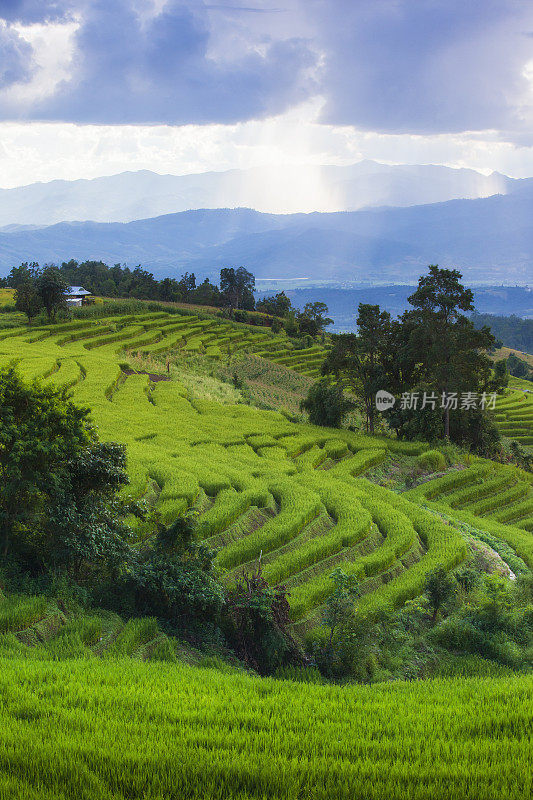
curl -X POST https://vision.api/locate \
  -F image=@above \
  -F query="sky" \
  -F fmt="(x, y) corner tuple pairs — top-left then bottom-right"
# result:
(0, 0), (532, 189)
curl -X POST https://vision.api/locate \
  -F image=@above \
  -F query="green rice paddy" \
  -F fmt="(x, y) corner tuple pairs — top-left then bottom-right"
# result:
(0, 312), (467, 625)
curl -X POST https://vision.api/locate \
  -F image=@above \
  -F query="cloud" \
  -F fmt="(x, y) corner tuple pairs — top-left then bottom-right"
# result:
(0, 0), (317, 124)
(0, 0), (531, 142)
(310, 0), (533, 138)
(0, 23), (35, 88)
(0, 1), (70, 24)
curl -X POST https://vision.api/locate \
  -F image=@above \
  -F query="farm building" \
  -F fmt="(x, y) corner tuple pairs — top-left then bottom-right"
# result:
(65, 286), (92, 306)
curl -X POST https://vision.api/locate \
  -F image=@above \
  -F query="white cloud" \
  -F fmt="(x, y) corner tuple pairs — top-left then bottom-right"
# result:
(0, 101), (533, 197)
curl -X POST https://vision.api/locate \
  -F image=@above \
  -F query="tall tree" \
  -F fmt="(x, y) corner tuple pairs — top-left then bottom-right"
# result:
(177, 272), (196, 301)
(220, 267), (255, 310)
(297, 302), (333, 337)
(7, 262), (40, 289)
(14, 280), (42, 324)
(36, 266), (68, 321)
(406, 265), (495, 439)
(322, 304), (390, 433)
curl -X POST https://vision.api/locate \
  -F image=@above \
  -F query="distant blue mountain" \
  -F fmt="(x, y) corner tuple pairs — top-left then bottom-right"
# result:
(0, 190), (532, 284)
(0, 162), (520, 226)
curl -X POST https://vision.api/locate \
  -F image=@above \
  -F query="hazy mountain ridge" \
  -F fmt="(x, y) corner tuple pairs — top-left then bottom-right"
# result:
(0, 190), (532, 284)
(0, 162), (525, 227)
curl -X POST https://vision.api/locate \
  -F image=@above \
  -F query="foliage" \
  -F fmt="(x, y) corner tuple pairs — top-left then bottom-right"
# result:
(507, 352), (532, 381)
(300, 379), (355, 427)
(219, 266), (255, 310)
(312, 568), (372, 678)
(116, 517), (225, 632)
(425, 567), (457, 621)
(36, 266), (69, 321)
(471, 311), (533, 353)
(296, 301), (333, 337)
(323, 303), (390, 433)
(256, 291), (292, 317)
(226, 562), (302, 674)
(0, 364), (92, 561)
(416, 449), (446, 472)
(14, 281), (42, 324)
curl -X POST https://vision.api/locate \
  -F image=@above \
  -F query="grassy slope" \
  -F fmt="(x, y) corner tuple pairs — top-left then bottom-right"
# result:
(491, 346), (533, 368)
(0, 312), (468, 628)
(1, 309), (532, 798)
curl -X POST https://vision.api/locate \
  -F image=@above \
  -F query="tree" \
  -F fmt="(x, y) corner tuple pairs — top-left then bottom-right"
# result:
(120, 516), (225, 631)
(491, 359), (510, 390)
(406, 266), (495, 439)
(507, 353), (531, 381)
(36, 266), (68, 321)
(425, 567), (456, 622)
(159, 277), (179, 302)
(0, 364), (92, 560)
(42, 442), (132, 579)
(177, 272), (196, 301)
(300, 379), (354, 427)
(226, 561), (302, 674)
(322, 304), (390, 433)
(14, 281), (42, 324)
(220, 267), (255, 310)
(297, 302), (333, 337)
(192, 277), (222, 306)
(316, 568), (370, 678)
(6, 262), (39, 289)
(256, 292), (292, 317)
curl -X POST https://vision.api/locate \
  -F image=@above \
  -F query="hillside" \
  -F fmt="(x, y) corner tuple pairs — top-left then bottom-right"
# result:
(1, 308), (533, 800)
(2, 308), (532, 629)
(0, 162), (519, 226)
(0, 311), (470, 628)
(0, 191), (532, 283)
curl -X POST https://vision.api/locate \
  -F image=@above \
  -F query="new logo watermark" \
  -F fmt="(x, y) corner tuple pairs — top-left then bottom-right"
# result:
(375, 390), (396, 412)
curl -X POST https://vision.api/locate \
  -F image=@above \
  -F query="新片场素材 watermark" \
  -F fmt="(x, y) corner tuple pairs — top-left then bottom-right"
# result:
(375, 390), (497, 411)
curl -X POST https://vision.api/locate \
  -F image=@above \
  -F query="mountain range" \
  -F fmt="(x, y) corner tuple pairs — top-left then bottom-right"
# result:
(0, 161), (526, 227)
(0, 189), (532, 285)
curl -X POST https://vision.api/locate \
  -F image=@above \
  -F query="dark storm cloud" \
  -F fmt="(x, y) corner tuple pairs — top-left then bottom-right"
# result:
(312, 0), (533, 136)
(1, 0), (316, 124)
(0, 0), (531, 137)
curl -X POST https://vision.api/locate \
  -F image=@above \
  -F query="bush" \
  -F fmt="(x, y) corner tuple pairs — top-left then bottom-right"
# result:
(300, 380), (354, 427)
(225, 563), (303, 675)
(416, 449), (446, 472)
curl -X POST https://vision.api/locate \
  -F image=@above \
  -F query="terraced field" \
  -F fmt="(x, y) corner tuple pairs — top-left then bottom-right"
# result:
(0, 593), (181, 662)
(405, 462), (533, 568)
(0, 312), (470, 628)
(495, 384), (533, 447)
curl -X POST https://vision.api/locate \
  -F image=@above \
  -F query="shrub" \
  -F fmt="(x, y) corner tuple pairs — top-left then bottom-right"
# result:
(416, 449), (446, 473)
(300, 380), (354, 427)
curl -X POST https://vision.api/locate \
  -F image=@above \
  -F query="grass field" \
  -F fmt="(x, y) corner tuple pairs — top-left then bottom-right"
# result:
(0, 312), (469, 627)
(0, 655), (530, 800)
(0, 288), (14, 306)
(491, 346), (533, 368)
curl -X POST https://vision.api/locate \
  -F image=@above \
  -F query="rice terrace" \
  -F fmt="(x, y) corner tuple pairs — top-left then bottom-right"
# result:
(1, 1), (533, 797)
(1, 282), (533, 798)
